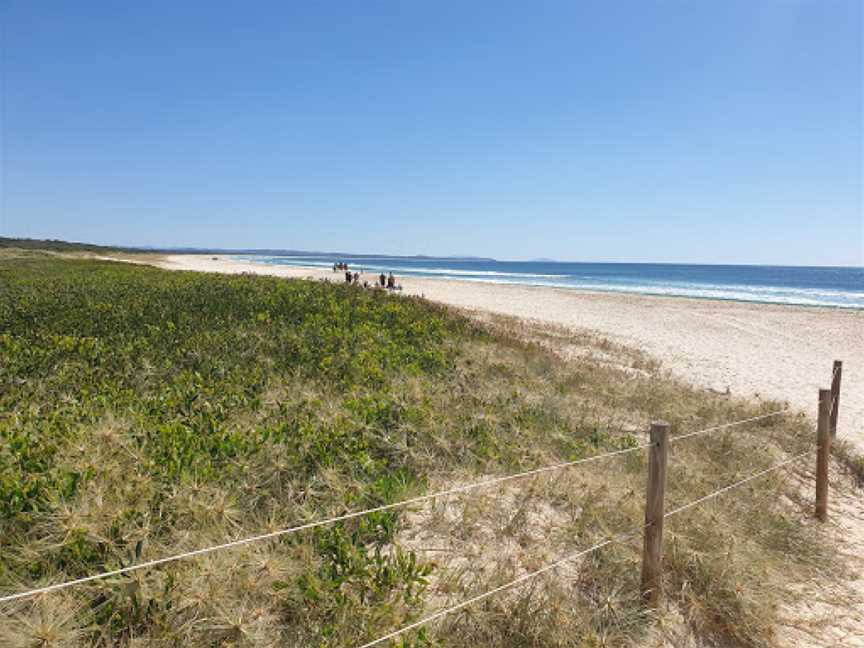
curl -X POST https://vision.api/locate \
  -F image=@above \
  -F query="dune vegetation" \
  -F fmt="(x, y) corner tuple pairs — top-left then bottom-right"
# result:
(0, 251), (851, 647)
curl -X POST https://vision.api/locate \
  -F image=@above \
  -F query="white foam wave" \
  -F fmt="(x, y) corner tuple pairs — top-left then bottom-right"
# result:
(462, 278), (864, 309)
(252, 257), (562, 279)
(237, 256), (864, 309)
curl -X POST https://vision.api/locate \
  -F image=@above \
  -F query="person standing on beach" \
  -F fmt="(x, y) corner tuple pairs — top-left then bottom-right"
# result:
(379, 272), (386, 287)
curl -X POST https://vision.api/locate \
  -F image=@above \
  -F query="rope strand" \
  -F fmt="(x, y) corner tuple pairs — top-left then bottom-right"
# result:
(670, 408), (790, 444)
(357, 535), (629, 648)
(664, 450), (811, 518)
(0, 442), (651, 604)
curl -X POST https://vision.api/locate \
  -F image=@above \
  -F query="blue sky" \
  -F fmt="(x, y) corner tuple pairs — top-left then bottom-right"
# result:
(2, 1), (862, 265)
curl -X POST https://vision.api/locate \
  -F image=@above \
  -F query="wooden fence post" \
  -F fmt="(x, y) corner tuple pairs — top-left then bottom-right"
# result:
(641, 420), (669, 607)
(830, 360), (842, 438)
(815, 389), (831, 522)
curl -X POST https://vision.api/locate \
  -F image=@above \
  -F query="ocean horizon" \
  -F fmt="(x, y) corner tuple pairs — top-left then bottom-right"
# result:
(238, 255), (864, 310)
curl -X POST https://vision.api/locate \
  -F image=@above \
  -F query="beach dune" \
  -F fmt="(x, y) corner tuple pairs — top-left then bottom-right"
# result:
(156, 254), (864, 451)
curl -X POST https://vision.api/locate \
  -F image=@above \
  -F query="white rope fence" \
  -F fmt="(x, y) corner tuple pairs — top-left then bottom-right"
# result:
(0, 408), (796, 606)
(357, 448), (812, 648)
(0, 442), (651, 604)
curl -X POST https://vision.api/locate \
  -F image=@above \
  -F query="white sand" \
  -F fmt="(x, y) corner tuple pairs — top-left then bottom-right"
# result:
(155, 254), (864, 451)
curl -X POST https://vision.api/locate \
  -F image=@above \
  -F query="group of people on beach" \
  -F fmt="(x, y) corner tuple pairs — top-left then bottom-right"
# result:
(332, 262), (401, 291)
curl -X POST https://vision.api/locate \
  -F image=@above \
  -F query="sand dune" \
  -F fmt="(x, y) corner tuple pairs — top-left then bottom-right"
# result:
(155, 254), (864, 451)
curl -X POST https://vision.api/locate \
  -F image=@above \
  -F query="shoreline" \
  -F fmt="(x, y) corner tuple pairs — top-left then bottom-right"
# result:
(226, 255), (864, 311)
(152, 254), (864, 451)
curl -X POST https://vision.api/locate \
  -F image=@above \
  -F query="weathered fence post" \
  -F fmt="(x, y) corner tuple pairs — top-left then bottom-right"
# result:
(815, 389), (831, 522)
(830, 360), (842, 438)
(641, 420), (669, 607)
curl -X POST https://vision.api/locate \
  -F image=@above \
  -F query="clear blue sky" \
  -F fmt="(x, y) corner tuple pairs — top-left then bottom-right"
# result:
(2, 1), (862, 264)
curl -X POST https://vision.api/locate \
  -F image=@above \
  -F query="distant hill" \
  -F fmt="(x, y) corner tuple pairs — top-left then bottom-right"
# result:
(0, 237), (136, 253)
(0, 237), (495, 262)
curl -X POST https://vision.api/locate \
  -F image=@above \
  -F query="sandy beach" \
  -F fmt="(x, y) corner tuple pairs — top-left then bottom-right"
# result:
(154, 254), (864, 451)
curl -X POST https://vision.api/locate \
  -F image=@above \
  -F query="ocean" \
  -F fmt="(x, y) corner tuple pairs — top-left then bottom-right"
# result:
(240, 255), (864, 309)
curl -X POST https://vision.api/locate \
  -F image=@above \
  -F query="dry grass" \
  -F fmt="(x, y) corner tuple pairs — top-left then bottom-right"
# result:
(369, 314), (848, 648)
(832, 439), (864, 488)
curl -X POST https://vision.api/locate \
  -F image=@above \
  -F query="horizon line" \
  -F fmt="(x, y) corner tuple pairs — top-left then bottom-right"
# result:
(2, 236), (863, 269)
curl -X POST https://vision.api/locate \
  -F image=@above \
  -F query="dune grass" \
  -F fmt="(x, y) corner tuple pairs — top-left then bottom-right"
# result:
(0, 253), (848, 647)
